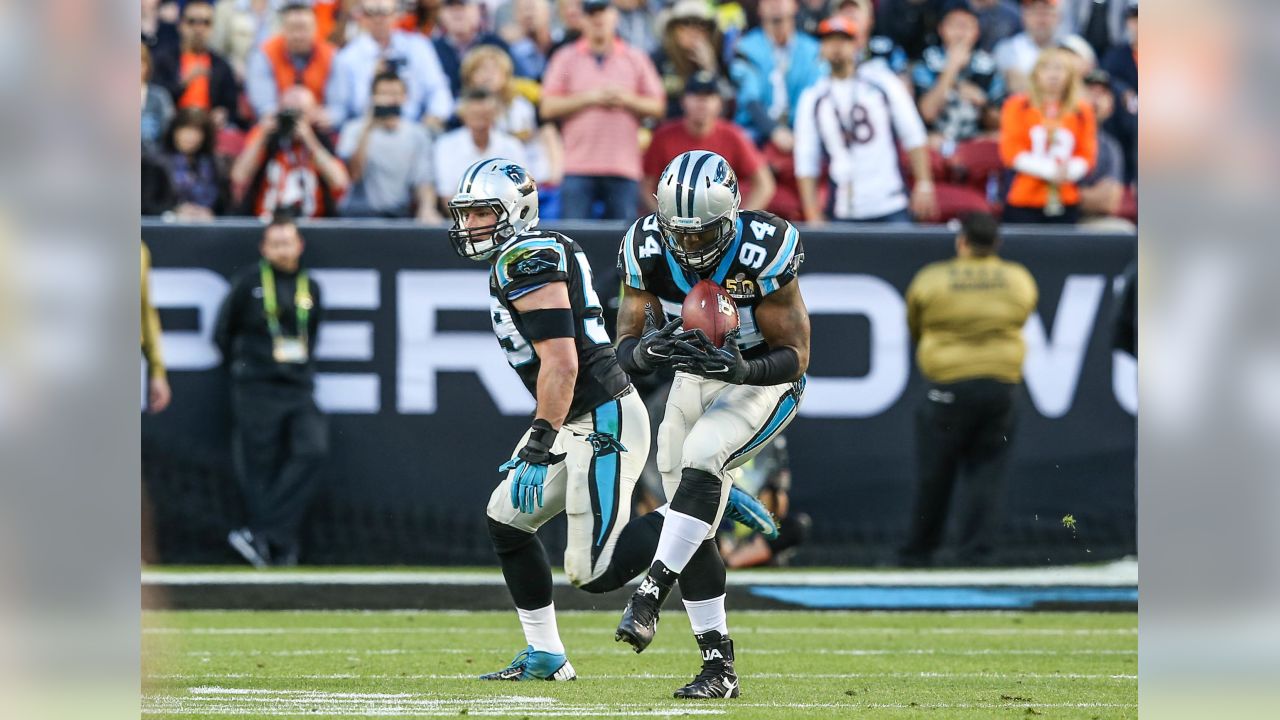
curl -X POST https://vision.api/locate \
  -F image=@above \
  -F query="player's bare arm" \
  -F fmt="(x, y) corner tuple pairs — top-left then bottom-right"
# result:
(752, 280), (811, 380)
(512, 281), (578, 430)
(615, 283), (660, 342)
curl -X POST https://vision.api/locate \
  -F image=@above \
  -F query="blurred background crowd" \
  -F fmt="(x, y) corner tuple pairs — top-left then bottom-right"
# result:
(140, 0), (1138, 228)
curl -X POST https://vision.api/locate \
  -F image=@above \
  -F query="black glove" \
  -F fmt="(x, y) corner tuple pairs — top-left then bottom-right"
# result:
(671, 328), (749, 384)
(630, 307), (684, 372)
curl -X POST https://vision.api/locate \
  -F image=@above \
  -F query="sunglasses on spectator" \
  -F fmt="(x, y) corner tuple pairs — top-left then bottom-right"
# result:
(184, 17), (213, 26)
(363, 6), (396, 15)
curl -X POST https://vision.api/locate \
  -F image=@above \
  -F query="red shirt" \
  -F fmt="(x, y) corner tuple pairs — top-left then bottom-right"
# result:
(643, 119), (765, 195)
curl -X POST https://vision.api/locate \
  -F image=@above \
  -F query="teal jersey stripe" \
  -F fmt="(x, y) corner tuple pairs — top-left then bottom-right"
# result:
(593, 400), (621, 546)
(621, 223), (644, 289)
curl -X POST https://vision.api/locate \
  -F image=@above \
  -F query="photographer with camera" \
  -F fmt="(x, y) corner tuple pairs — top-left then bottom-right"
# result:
(230, 86), (350, 219)
(337, 72), (441, 221)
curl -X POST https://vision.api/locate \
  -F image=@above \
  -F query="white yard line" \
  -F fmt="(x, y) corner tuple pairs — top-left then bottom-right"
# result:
(174, 647), (1135, 657)
(147, 671), (1138, 681)
(143, 625), (1136, 636)
(142, 558), (1137, 587)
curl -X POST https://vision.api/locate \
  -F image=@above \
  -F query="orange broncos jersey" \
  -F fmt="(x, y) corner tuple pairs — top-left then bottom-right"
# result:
(999, 94), (1097, 209)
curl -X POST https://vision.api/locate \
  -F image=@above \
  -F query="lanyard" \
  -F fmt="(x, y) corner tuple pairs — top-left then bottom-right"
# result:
(259, 260), (311, 343)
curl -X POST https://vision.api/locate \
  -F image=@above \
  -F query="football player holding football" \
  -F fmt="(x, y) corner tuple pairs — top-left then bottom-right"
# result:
(614, 150), (811, 699)
(447, 158), (779, 683)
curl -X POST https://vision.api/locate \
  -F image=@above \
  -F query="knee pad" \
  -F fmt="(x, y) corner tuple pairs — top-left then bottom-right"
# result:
(669, 467), (724, 524)
(487, 516), (536, 556)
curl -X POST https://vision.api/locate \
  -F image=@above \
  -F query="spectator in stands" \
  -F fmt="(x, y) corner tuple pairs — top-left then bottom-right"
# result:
(899, 212), (1038, 567)
(993, 0), (1086, 95)
(540, 0), (664, 220)
(211, 0), (280, 80)
(142, 43), (176, 155)
(652, 0), (729, 119)
(215, 212), (328, 569)
(794, 16), (938, 224)
(730, 0), (823, 148)
(1058, 34), (1097, 76)
(399, 0), (443, 38)
(141, 242), (172, 415)
(875, 0), (944, 60)
(1058, 0), (1131, 60)
(433, 0), (510, 97)
(326, 0), (454, 129)
(152, 0), (243, 129)
(1077, 69), (1132, 229)
(246, 2), (338, 125)
(498, 0), (556, 78)
(142, 0), (181, 60)
(337, 73), (441, 220)
(614, 0), (660, 55)
(719, 439), (811, 568)
(1100, 2), (1136, 181)
(643, 72), (776, 212)
(433, 89), (527, 203)
(915, 1), (1004, 152)
(231, 86), (350, 218)
(971, 0), (1023, 52)
(461, 46), (564, 189)
(998, 46), (1096, 223)
(839, 0), (911, 85)
(162, 108), (231, 220)
(550, 0), (587, 51)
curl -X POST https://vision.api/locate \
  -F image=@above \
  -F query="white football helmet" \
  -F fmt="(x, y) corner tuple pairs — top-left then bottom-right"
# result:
(447, 158), (540, 261)
(654, 150), (741, 272)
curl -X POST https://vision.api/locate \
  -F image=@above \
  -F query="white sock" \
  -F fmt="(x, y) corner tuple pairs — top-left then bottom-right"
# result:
(684, 595), (729, 636)
(516, 603), (565, 655)
(654, 510), (711, 574)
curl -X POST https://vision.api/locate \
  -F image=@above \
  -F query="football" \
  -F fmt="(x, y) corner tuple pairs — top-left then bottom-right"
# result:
(681, 279), (740, 347)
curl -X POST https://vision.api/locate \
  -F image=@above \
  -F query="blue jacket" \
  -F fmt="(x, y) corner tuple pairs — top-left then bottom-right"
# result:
(730, 29), (823, 143)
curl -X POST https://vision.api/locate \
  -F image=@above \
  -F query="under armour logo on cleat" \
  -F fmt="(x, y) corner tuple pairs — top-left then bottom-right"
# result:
(638, 578), (660, 598)
(702, 648), (724, 661)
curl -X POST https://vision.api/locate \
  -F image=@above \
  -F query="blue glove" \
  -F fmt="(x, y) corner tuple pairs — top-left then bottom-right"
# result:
(499, 419), (567, 514)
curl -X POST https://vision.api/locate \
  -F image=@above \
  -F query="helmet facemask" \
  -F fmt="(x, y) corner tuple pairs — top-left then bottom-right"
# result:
(448, 198), (515, 261)
(658, 212), (735, 273)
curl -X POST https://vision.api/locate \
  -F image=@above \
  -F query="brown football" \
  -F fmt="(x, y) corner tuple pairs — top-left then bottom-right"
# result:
(681, 279), (740, 347)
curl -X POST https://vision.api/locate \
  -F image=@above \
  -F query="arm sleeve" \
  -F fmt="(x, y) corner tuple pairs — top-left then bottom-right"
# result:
(307, 279), (323, 357)
(540, 49), (569, 97)
(998, 96), (1029, 167)
(335, 121), (360, 159)
(792, 88), (821, 179)
(244, 50), (278, 119)
(213, 275), (238, 363)
(635, 51), (665, 102)
(905, 272), (924, 344)
(141, 245), (166, 379)
(884, 78), (928, 151)
(412, 129), (435, 187)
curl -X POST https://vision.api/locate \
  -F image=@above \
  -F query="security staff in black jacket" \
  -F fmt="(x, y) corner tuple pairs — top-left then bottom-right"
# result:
(214, 212), (326, 567)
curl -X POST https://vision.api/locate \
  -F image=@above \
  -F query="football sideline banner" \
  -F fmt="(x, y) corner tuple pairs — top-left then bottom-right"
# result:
(141, 220), (1136, 566)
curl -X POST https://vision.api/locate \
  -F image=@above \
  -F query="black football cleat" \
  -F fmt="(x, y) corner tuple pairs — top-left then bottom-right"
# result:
(674, 631), (739, 699)
(615, 576), (663, 653)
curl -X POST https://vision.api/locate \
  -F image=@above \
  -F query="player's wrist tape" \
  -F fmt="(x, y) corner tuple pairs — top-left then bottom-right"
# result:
(521, 308), (576, 340)
(616, 336), (650, 375)
(517, 419), (563, 465)
(743, 346), (801, 386)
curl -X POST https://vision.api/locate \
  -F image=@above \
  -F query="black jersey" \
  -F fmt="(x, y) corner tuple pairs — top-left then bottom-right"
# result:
(618, 210), (804, 359)
(490, 229), (630, 421)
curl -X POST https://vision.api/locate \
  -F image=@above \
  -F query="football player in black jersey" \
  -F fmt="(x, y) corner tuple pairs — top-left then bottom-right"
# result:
(613, 150), (811, 699)
(447, 158), (780, 684)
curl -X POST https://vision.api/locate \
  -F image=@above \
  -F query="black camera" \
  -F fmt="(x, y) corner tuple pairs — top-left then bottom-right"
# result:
(277, 108), (300, 136)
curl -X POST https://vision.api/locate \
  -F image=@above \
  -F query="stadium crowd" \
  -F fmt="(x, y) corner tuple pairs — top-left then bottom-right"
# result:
(141, 0), (1137, 226)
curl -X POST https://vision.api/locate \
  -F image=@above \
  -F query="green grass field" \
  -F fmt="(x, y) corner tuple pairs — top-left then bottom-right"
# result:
(142, 609), (1135, 719)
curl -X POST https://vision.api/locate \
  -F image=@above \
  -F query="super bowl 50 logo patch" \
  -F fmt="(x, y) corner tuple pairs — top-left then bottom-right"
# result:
(725, 275), (756, 299)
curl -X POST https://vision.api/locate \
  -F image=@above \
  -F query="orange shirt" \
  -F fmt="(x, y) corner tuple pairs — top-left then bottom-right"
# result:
(261, 35), (336, 107)
(178, 52), (212, 110)
(999, 94), (1097, 209)
(314, 0), (340, 43)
